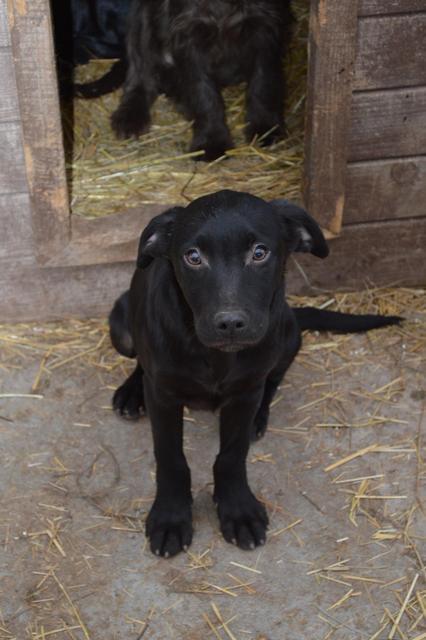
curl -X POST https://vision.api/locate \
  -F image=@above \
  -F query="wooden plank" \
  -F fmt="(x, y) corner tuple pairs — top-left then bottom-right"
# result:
(0, 215), (425, 321)
(0, 192), (33, 263)
(287, 217), (426, 295)
(7, 0), (70, 263)
(359, 0), (426, 16)
(0, 47), (19, 122)
(349, 87), (426, 162)
(354, 14), (426, 91)
(0, 0), (10, 46)
(0, 121), (28, 195)
(303, 0), (359, 236)
(47, 204), (167, 267)
(345, 157), (426, 224)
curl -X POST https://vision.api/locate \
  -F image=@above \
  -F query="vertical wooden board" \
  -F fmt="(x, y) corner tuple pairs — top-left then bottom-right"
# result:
(0, 121), (28, 194)
(0, 193), (34, 263)
(354, 14), (426, 91)
(0, 47), (19, 122)
(349, 87), (426, 161)
(359, 0), (426, 16)
(7, 0), (70, 263)
(303, 0), (359, 236)
(0, 0), (10, 46)
(345, 157), (426, 224)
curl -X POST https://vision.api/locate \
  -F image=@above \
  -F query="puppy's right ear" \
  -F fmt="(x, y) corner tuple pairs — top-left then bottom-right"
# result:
(137, 207), (183, 268)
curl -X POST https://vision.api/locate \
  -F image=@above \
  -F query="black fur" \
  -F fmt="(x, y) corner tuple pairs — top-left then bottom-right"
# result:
(109, 190), (401, 557)
(51, 0), (130, 98)
(112, 0), (294, 160)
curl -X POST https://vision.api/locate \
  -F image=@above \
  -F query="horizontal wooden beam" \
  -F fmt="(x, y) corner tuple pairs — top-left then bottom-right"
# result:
(349, 87), (426, 162)
(354, 13), (426, 91)
(345, 156), (426, 224)
(1, 215), (425, 322)
(359, 0), (426, 16)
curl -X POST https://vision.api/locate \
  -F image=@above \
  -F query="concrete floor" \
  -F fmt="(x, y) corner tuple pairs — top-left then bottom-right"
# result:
(0, 294), (425, 640)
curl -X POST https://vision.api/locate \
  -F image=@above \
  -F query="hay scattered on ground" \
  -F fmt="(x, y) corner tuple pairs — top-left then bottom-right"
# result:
(1, 287), (425, 639)
(65, 0), (309, 219)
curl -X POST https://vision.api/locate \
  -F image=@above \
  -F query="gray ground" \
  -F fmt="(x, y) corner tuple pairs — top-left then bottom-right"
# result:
(0, 292), (425, 640)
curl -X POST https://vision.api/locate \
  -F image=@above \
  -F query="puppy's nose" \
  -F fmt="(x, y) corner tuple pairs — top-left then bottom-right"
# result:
(214, 310), (248, 336)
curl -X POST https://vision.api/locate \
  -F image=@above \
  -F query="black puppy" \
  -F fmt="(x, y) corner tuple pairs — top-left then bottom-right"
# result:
(111, 0), (293, 160)
(109, 190), (401, 557)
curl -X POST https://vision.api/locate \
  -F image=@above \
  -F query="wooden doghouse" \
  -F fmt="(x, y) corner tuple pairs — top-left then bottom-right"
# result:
(0, 0), (425, 321)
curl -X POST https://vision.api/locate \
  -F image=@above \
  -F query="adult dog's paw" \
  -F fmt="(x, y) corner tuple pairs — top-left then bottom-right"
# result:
(112, 377), (145, 420)
(111, 102), (150, 139)
(190, 132), (233, 162)
(217, 491), (269, 550)
(146, 499), (193, 557)
(246, 121), (284, 147)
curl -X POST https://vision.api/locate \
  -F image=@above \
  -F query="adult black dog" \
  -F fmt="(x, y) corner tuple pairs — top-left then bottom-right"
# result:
(51, 0), (130, 98)
(111, 0), (294, 160)
(109, 190), (401, 557)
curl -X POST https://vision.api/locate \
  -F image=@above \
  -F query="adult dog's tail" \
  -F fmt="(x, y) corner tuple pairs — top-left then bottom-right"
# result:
(293, 307), (402, 333)
(74, 58), (127, 99)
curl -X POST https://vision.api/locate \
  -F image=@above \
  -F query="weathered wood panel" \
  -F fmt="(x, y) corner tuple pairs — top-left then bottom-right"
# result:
(349, 87), (426, 162)
(287, 217), (426, 295)
(359, 1), (426, 16)
(0, 1), (10, 46)
(303, 0), (359, 236)
(0, 216), (425, 321)
(354, 14), (426, 91)
(8, 0), (70, 263)
(345, 157), (426, 224)
(0, 193), (33, 263)
(0, 121), (28, 195)
(0, 47), (19, 122)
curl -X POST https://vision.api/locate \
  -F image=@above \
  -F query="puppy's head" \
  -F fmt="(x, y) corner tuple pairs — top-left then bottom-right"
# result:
(137, 190), (328, 351)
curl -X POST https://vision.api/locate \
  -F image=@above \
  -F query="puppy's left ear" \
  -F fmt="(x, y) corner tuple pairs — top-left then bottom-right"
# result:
(270, 199), (329, 258)
(137, 207), (183, 268)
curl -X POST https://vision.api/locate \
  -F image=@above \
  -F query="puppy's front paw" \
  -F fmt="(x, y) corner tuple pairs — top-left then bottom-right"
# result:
(146, 499), (193, 557)
(111, 102), (150, 139)
(216, 491), (268, 550)
(112, 378), (145, 420)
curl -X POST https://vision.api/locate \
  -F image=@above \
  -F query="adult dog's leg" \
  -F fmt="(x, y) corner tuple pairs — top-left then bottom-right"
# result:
(111, 7), (158, 138)
(144, 379), (192, 557)
(214, 388), (268, 549)
(245, 41), (285, 146)
(113, 363), (145, 420)
(175, 55), (232, 161)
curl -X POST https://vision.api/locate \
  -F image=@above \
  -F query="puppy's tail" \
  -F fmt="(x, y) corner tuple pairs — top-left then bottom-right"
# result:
(109, 290), (136, 358)
(74, 58), (127, 99)
(293, 307), (402, 333)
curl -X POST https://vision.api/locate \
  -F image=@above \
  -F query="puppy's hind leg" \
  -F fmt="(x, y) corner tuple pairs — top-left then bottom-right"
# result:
(251, 370), (284, 441)
(113, 363), (145, 420)
(109, 291), (145, 420)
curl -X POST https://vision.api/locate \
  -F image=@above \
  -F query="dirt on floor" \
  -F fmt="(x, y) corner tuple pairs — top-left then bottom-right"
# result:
(0, 289), (425, 640)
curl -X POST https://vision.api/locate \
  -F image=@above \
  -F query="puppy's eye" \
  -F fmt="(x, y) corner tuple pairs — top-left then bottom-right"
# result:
(252, 244), (270, 262)
(184, 248), (202, 266)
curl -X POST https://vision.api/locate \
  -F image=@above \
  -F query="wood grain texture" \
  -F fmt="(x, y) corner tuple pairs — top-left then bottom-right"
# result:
(359, 0), (426, 16)
(345, 157), (426, 224)
(349, 87), (426, 162)
(355, 14), (426, 91)
(0, 47), (19, 122)
(8, 0), (70, 262)
(303, 0), (358, 236)
(0, 121), (28, 195)
(1, 213), (425, 322)
(0, 193), (34, 264)
(0, 1), (10, 46)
